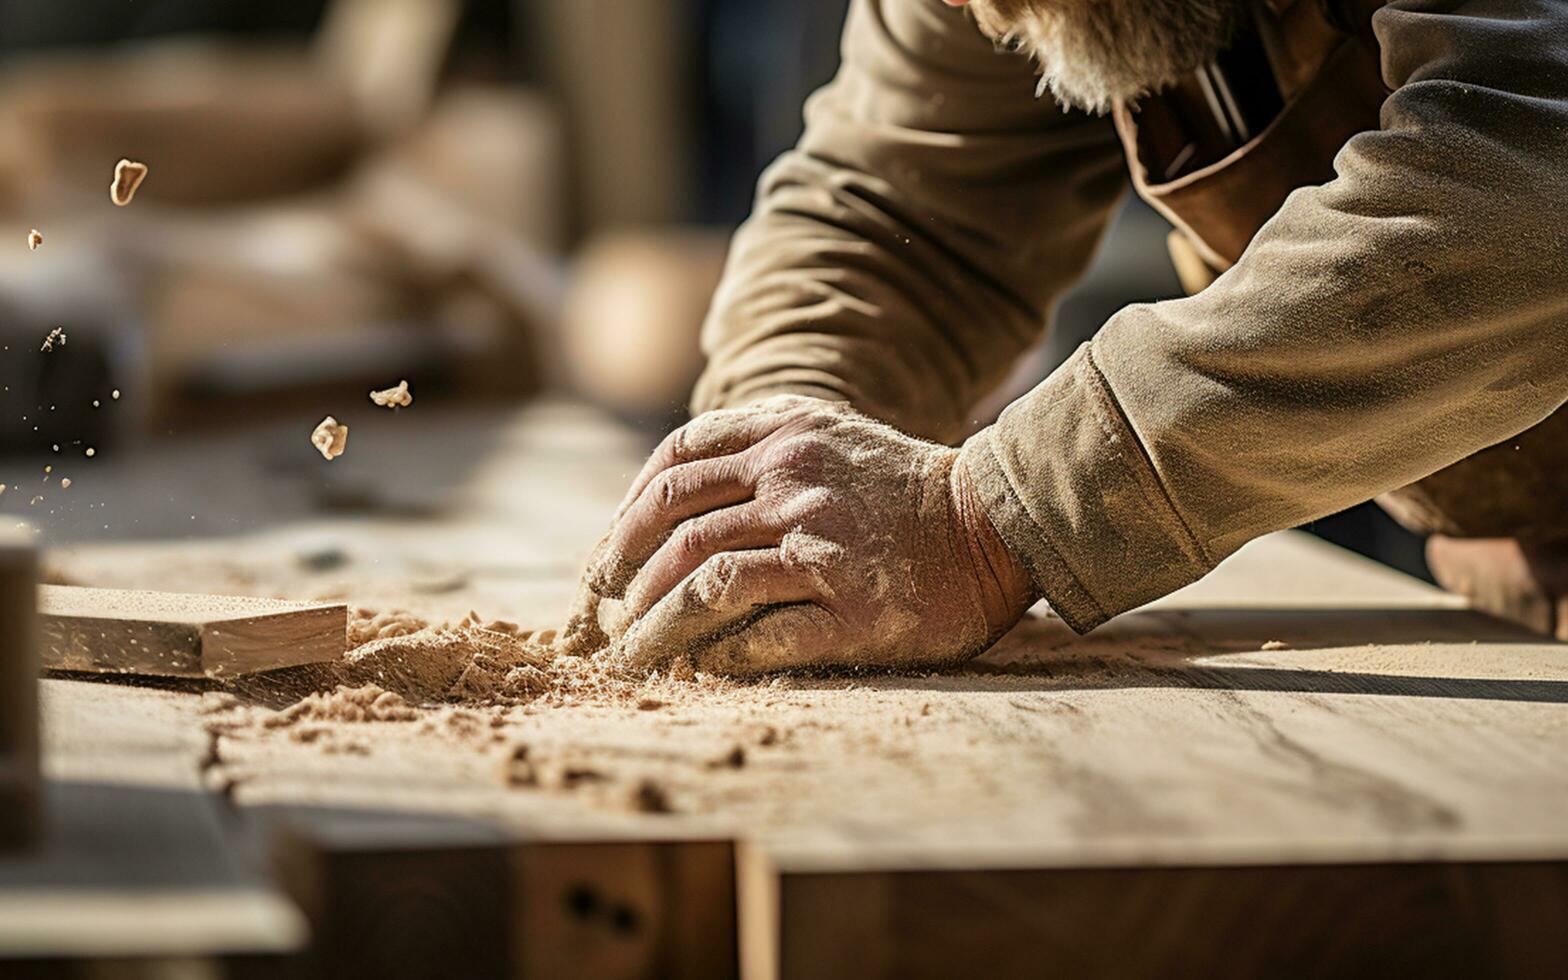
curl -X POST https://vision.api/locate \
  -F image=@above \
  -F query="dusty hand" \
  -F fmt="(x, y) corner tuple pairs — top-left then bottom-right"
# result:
(568, 397), (1035, 675)
(1427, 536), (1568, 640)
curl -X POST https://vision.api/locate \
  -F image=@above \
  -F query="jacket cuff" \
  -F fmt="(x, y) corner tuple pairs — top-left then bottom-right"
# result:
(957, 344), (1213, 632)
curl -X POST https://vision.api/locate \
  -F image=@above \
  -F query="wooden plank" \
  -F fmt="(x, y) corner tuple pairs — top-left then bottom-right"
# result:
(0, 527), (38, 848)
(0, 680), (306, 963)
(738, 844), (1568, 980)
(39, 586), (346, 678)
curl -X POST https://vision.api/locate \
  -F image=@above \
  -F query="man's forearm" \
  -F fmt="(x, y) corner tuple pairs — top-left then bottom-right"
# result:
(692, 0), (1124, 444)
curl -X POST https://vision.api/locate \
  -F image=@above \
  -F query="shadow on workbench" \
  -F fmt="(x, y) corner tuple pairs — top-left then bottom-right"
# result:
(943, 606), (1568, 704)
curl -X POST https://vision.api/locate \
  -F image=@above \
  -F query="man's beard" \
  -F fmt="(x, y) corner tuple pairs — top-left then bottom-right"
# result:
(968, 0), (1248, 115)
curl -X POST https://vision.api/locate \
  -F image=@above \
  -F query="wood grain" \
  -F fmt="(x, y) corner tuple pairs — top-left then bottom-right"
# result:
(0, 528), (38, 848)
(38, 586), (346, 678)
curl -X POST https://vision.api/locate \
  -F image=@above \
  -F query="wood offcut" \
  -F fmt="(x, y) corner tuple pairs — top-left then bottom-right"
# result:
(39, 585), (347, 679)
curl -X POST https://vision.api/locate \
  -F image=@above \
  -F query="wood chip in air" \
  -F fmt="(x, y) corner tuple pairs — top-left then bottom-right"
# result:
(311, 416), (348, 460)
(369, 380), (412, 409)
(27, 229), (42, 250)
(110, 159), (149, 206)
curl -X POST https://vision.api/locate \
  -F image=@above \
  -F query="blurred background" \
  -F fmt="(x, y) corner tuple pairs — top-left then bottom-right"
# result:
(0, 0), (1426, 577)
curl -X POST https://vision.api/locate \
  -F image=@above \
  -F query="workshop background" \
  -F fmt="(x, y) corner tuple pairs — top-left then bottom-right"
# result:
(0, 0), (1425, 577)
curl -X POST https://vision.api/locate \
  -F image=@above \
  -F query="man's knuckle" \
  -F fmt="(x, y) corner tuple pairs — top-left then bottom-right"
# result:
(652, 469), (682, 508)
(692, 553), (739, 606)
(668, 426), (693, 461)
(674, 521), (709, 559)
(774, 435), (831, 471)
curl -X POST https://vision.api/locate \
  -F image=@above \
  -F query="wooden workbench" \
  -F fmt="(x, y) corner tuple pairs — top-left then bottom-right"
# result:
(7, 402), (1568, 978)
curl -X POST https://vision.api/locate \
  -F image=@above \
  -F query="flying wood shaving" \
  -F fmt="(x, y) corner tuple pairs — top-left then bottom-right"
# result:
(27, 229), (42, 250)
(40, 327), (64, 352)
(369, 380), (413, 409)
(110, 159), (149, 206)
(311, 417), (348, 460)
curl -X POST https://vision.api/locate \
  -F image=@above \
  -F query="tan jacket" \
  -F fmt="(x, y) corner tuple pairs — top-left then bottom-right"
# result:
(692, 0), (1568, 632)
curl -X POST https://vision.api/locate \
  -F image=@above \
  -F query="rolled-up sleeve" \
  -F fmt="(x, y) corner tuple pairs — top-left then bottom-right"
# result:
(692, 0), (1127, 444)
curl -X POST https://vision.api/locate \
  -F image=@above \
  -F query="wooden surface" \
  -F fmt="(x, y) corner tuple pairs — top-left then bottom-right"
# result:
(12, 402), (1568, 976)
(0, 680), (305, 962)
(38, 585), (346, 679)
(0, 527), (38, 848)
(738, 849), (1568, 980)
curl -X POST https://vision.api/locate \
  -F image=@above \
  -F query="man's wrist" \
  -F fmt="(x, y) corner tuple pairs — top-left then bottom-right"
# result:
(949, 449), (1038, 634)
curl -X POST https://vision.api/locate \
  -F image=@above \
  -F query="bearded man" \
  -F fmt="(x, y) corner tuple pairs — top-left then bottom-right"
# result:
(570, 0), (1568, 673)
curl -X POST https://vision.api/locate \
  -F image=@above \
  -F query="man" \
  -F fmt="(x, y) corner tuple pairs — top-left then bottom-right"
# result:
(570, 0), (1568, 673)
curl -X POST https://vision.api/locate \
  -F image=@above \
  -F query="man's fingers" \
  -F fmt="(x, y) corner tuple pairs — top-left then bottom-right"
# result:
(614, 409), (794, 521)
(588, 455), (755, 596)
(623, 501), (793, 617)
(616, 550), (822, 671)
(690, 604), (844, 677)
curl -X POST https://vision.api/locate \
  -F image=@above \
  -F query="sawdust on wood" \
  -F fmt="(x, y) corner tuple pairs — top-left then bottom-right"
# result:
(218, 603), (751, 816)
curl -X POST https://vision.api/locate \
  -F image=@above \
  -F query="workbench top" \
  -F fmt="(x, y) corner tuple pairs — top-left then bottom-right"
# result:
(12, 402), (1568, 977)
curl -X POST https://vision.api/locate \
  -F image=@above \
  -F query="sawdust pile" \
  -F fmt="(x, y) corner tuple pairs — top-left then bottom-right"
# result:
(264, 684), (420, 726)
(346, 606), (430, 647)
(240, 607), (711, 713)
(214, 604), (753, 818)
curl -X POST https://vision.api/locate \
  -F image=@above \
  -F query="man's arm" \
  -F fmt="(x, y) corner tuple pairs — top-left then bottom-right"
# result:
(692, 0), (1127, 444)
(961, 0), (1568, 631)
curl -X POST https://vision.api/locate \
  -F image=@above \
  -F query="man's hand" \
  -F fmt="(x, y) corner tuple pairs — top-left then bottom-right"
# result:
(1427, 536), (1568, 641)
(571, 397), (1036, 675)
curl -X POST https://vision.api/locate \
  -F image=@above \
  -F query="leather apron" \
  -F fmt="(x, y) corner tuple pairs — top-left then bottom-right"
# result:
(1112, 0), (1568, 544)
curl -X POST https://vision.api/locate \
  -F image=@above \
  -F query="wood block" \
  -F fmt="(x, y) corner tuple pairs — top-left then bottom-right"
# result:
(0, 528), (38, 848)
(268, 810), (513, 980)
(38, 586), (346, 679)
(512, 838), (736, 980)
(268, 815), (737, 980)
(739, 844), (1568, 980)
